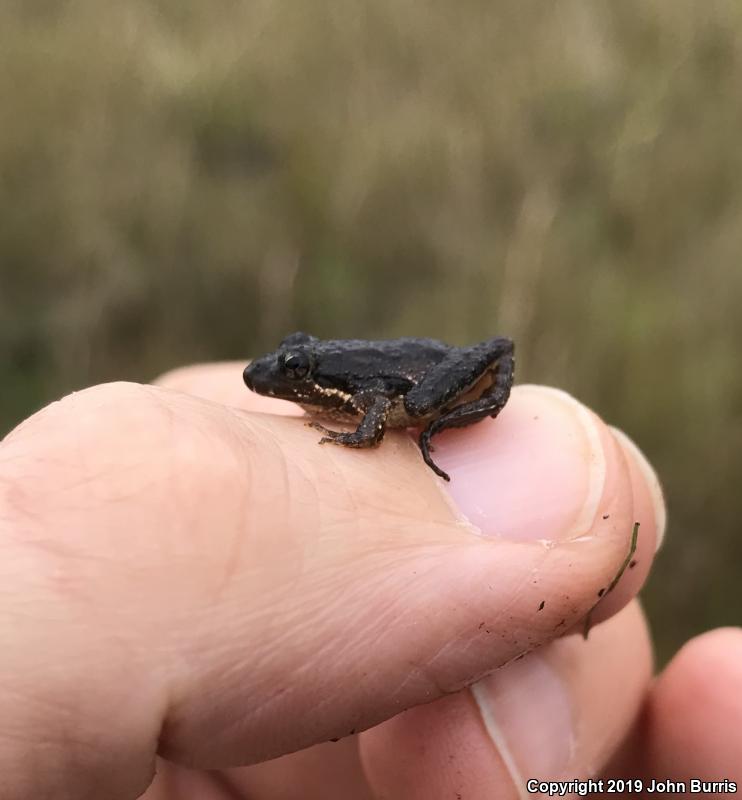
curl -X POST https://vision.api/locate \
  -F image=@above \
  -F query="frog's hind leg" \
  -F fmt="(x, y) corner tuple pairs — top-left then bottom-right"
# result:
(310, 394), (391, 449)
(414, 339), (514, 481)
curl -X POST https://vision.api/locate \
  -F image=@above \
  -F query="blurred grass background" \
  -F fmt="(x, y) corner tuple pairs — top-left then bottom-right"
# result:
(1, 0), (740, 662)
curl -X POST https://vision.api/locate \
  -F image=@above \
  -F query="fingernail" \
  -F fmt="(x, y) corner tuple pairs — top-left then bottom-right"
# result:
(436, 386), (607, 541)
(471, 651), (574, 786)
(609, 426), (667, 552)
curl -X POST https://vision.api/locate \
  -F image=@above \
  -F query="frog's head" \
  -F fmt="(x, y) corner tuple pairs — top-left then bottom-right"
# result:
(244, 332), (319, 402)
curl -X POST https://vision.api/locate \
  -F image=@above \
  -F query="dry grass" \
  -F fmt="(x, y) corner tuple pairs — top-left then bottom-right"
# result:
(2, 0), (741, 660)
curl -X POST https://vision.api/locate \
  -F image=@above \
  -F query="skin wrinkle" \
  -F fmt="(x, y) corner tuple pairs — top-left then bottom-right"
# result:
(253, 555), (410, 677)
(163, 670), (299, 759)
(165, 550), (455, 755)
(387, 638), (518, 712)
(322, 585), (421, 674)
(228, 408), (300, 547)
(14, 550), (126, 615)
(317, 561), (469, 705)
(384, 655), (449, 705)
(0, 678), (94, 736)
(69, 423), (190, 512)
(422, 649), (506, 700)
(76, 386), (175, 501)
(2, 457), (138, 518)
(390, 606), (518, 702)
(1, 481), (139, 612)
(240, 601), (338, 683)
(414, 629), (498, 691)
(165, 662), (323, 764)
(280, 435), (322, 565)
(3, 521), (81, 563)
(355, 486), (445, 526)
(172, 582), (284, 662)
(311, 442), (363, 538)
(206, 419), (257, 604)
(149, 403), (265, 608)
(162, 580), (353, 734)
(1, 715), (102, 756)
(446, 544), (552, 656)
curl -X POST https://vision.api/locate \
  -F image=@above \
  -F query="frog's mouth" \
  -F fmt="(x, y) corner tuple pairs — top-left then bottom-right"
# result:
(243, 361), (288, 396)
(243, 360), (316, 401)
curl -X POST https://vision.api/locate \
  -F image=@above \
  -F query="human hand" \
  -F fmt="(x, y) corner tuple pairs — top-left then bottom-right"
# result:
(0, 365), (737, 799)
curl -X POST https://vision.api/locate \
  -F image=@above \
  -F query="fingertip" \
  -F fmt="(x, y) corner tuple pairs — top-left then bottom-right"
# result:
(640, 627), (742, 781)
(655, 627), (742, 707)
(432, 385), (614, 543)
(426, 385), (661, 633)
(609, 426), (667, 553)
(581, 426), (666, 627)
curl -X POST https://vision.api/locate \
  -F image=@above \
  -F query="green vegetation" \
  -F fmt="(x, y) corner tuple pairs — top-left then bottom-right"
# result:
(2, 0), (741, 661)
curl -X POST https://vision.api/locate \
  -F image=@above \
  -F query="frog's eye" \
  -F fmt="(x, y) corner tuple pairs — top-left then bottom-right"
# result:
(281, 351), (311, 380)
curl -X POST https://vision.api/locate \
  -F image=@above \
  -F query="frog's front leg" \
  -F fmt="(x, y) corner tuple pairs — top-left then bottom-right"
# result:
(405, 338), (514, 481)
(310, 394), (392, 449)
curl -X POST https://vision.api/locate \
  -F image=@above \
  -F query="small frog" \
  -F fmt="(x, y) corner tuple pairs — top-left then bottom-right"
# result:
(243, 333), (514, 481)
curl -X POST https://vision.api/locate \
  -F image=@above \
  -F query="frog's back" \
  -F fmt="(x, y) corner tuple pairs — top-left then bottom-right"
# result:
(314, 337), (451, 391)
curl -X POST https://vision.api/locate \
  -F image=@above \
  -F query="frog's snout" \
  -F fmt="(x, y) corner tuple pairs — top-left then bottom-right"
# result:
(243, 362), (257, 390)
(244, 359), (276, 394)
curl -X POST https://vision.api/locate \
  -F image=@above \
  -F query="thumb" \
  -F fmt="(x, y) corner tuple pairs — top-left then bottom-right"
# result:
(0, 378), (662, 797)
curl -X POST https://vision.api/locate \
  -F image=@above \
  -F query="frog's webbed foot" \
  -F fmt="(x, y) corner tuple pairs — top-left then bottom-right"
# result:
(307, 421), (336, 438)
(310, 395), (391, 449)
(317, 431), (371, 447)
(418, 430), (450, 481)
(309, 423), (359, 447)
